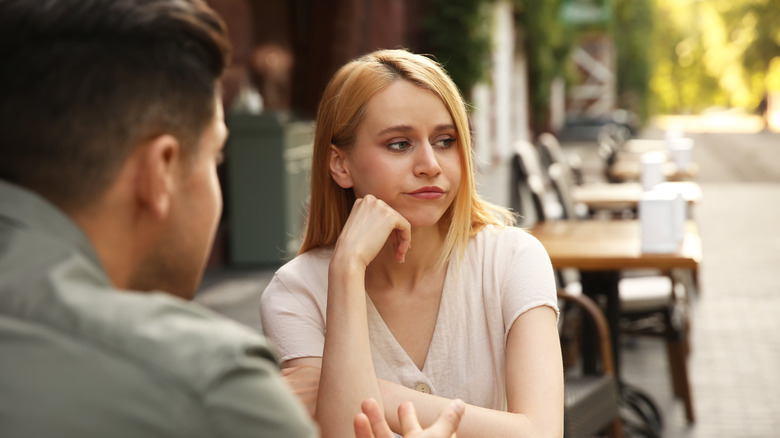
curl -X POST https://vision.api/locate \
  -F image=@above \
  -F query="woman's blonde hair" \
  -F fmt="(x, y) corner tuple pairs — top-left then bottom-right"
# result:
(299, 49), (514, 265)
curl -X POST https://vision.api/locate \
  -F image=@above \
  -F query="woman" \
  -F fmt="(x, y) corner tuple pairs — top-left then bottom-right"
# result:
(261, 49), (563, 438)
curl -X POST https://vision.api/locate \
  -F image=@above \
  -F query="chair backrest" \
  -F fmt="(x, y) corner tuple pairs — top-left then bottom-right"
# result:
(548, 162), (578, 220)
(538, 132), (585, 186)
(537, 132), (566, 170)
(511, 140), (551, 226)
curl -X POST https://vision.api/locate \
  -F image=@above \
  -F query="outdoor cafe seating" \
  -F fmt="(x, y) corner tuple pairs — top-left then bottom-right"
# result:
(512, 134), (702, 436)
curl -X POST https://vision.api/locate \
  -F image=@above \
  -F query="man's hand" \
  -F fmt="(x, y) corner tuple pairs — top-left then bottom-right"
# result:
(354, 398), (464, 438)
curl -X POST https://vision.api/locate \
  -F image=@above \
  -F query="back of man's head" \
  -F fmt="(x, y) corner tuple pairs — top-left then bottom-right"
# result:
(0, 0), (231, 212)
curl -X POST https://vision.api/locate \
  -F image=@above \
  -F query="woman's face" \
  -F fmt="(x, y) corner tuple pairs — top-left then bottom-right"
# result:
(332, 80), (462, 229)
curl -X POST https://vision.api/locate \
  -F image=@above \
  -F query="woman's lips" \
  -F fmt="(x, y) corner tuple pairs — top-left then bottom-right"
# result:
(408, 186), (445, 199)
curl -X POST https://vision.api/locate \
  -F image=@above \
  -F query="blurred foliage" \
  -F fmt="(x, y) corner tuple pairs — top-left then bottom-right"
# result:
(421, 0), (780, 121)
(422, 0), (494, 100)
(421, 0), (576, 128)
(514, 0), (575, 132)
(650, 0), (780, 113)
(514, 0), (655, 128)
(613, 0), (654, 122)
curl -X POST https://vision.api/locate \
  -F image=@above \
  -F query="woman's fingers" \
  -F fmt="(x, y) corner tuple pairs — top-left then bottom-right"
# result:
(392, 225), (412, 264)
(337, 195), (411, 266)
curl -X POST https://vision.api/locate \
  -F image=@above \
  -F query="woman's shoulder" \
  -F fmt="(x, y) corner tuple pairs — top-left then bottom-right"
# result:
(265, 247), (333, 295)
(473, 224), (540, 247)
(468, 224), (549, 264)
(275, 247), (333, 275)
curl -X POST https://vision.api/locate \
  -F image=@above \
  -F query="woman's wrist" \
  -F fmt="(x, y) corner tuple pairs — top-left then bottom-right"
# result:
(329, 253), (367, 282)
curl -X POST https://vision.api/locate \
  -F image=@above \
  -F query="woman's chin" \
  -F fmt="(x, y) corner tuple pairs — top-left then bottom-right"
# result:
(407, 218), (444, 231)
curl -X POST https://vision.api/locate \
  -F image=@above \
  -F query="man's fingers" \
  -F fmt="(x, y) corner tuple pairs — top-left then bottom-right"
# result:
(397, 401), (423, 434)
(426, 399), (465, 437)
(359, 398), (394, 438)
(354, 413), (374, 438)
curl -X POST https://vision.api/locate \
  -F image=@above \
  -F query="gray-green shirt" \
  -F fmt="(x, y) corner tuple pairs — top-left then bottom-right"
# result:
(0, 180), (316, 438)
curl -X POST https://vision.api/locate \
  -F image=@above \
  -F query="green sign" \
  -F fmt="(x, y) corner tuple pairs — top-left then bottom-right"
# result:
(560, 0), (611, 25)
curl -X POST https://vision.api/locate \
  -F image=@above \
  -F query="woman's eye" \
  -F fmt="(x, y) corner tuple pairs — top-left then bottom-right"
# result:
(434, 138), (456, 149)
(387, 140), (411, 151)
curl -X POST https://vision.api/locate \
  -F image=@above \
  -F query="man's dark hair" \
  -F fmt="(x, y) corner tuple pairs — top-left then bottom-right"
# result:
(0, 0), (231, 211)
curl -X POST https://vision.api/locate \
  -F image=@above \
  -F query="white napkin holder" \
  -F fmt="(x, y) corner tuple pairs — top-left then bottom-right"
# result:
(668, 137), (694, 169)
(665, 123), (683, 141)
(639, 188), (687, 253)
(641, 151), (666, 191)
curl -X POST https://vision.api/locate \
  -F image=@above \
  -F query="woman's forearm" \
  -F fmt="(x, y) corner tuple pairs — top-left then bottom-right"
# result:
(379, 379), (558, 438)
(315, 260), (383, 438)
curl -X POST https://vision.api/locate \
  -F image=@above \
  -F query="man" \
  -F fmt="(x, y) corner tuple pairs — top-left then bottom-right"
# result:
(0, 0), (462, 437)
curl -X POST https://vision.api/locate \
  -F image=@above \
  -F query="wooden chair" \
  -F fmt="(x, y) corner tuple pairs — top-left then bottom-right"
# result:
(537, 132), (584, 186)
(559, 290), (623, 438)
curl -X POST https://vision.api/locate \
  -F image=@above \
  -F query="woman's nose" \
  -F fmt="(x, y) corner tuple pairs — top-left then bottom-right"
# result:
(414, 143), (442, 177)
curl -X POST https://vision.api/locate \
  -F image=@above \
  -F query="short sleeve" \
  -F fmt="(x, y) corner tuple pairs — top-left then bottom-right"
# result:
(202, 342), (317, 438)
(260, 253), (330, 364)
(496, 227), (559, 339)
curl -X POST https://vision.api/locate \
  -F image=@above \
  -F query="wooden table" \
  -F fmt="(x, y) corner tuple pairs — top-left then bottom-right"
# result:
(623, 139), (667, 155)
(608, 158), (699, 182)
(572, 181), (702, 212)
(529, 219), (702, 373)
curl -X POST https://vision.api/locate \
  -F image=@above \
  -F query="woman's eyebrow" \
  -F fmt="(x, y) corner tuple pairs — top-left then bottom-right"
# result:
(433, 123), (457, 133)
(377, 123), (456, 137)
(377, 124), (414, 137)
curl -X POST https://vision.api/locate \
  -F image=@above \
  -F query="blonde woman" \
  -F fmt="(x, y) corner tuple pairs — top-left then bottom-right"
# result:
(261, 49), (563, 438)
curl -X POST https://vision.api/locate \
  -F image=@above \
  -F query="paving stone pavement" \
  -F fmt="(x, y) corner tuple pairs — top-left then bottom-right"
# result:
(620, 182), (780, 438)
(564, 121), (780, 437)
(196, 118), (780, 437)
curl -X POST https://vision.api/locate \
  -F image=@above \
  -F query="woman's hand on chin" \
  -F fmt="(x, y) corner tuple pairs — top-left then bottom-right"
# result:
(333, 194), (412, 268)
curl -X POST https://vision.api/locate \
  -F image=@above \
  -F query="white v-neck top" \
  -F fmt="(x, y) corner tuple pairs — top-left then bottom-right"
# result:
(260, 225), (558, 410)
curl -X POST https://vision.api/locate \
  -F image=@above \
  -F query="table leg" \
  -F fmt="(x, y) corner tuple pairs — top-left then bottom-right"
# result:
(580, 271), (665, 435)
(579, 270), (621, 376)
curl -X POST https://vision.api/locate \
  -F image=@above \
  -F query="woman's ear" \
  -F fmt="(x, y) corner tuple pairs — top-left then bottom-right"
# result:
(329, 144), (354, 189)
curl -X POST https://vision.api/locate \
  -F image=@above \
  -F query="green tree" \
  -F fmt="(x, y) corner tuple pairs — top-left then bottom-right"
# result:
(650, 0), (726, 113)
(719, 0), (780, 106)
(649, 0), (780, 114)
(614, 0), (654, 121)
(514, 0), (574, 133)
(422, 0), (494, 101)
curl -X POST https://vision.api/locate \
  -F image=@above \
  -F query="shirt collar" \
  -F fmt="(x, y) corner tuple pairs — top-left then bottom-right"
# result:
(0, 179), (104, 269)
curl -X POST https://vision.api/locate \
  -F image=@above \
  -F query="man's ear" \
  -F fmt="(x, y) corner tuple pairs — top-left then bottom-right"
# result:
(329, 144), (354, 189)
(135, 134), (181, 220)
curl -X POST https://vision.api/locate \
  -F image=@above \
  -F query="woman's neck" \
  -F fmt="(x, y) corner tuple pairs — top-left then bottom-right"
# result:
(365, 224), (448, 293)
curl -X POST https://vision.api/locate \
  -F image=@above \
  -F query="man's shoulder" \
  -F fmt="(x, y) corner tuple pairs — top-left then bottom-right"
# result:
(95, 291), (278, 387)
(0, 281), (295, 436)
(6, 278), (278, 392)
